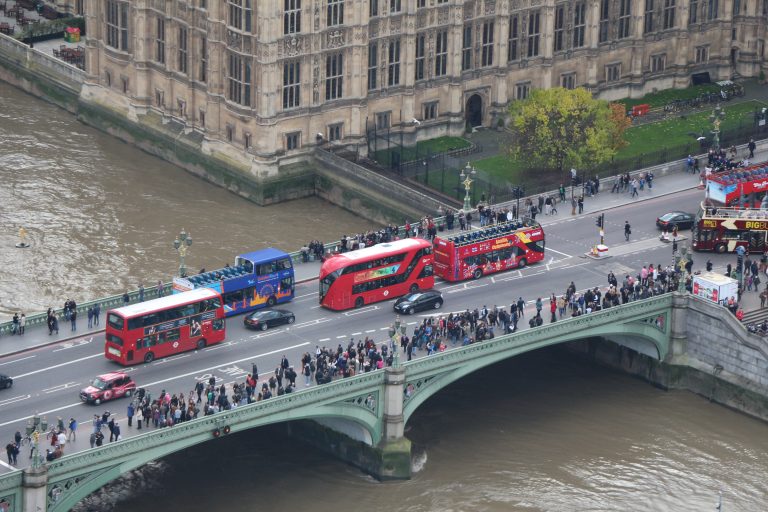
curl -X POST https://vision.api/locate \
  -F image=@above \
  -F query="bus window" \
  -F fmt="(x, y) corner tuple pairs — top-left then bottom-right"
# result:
(106, 333), (123, 346)
(276, 258), (293, 270)
(107, 313), (124, 331)
(223, 290), (244, 304)
(280, 276), (294, 290)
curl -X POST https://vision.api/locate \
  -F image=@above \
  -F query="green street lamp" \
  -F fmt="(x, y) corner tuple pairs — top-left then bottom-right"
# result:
(173, 228), (193, 278)
(460, 162), (477, 212)
(709, 105), (725, 151)
(26, 413), (48, 469)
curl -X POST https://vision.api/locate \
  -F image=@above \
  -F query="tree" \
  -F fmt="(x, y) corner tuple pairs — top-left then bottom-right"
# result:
(507, 87), (629, 177)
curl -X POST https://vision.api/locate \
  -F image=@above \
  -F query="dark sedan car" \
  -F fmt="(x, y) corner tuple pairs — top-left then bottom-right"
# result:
(243, 309), (295, 330)
(393, 290), (444, 315)
(656, 211), (694, 230)
(0, 373), (12, 389)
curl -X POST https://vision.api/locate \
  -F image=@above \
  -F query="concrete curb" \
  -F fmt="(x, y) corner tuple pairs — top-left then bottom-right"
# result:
(0, 329), (106, 359)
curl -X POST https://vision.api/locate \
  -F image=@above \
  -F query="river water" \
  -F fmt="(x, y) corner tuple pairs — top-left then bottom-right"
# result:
(91, 350), (768, 512)
(0, 82), (373, 317)
(3, 82), (768, 511)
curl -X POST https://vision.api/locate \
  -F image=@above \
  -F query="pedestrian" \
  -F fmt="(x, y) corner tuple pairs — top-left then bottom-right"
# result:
(87, 306), (94, 328)
(68, 418), (77, 441)
(6, 442), (15, 465)
(559, 184), (566, 202)
(136, 407), (143, 430)
(303, 362), (311, 386)
(11, 313), (18, 335)
(123, 291), (130, 305)
(631, 179), (639, 197)
(748, 138), (756, 159)
(93, 303), (100, 326)
(571, 196), (577, 216)
(70, 308), (77, 332)
(127, 402), (134, 427)
(624, 221), (631, 242)
(578, 196), (584, 214)
(112, 423), (121, 442)
(647, 171), (654, 189)
(156, 279), (164, 297)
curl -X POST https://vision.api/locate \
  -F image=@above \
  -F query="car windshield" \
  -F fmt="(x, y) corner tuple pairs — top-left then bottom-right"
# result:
(406, 294), (423, 301)
(91, 377), (108, 390)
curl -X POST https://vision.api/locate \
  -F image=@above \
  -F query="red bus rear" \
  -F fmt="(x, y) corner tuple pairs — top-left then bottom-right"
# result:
(433, 221), (545, 281)
(105, 288), (226, 365)
(319, 238), (435, 310)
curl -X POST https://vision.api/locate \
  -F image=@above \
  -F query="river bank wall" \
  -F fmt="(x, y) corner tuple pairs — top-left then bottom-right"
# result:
(568, 294), (768, 423)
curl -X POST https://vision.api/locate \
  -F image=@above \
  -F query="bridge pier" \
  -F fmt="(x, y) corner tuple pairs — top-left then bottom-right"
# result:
(22, 466), (48, 512)
(666, 293), (689, 364)
(377, 365), (411, 480)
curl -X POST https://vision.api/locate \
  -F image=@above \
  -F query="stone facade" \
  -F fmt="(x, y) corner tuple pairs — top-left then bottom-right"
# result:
(80, 0), (766, 177)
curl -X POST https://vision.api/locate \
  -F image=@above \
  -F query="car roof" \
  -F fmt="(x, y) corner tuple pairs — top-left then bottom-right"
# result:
(95, 372), (130, 381)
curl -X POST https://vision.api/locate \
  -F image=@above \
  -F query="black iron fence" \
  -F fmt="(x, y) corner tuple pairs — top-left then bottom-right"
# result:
(403, 119), (768, 205)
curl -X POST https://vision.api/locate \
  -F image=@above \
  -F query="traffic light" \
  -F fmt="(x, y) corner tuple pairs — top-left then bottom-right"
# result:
(596, 215), (603, 228)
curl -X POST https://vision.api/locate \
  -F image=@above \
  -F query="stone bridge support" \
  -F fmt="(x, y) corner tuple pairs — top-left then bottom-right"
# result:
(377, 365), (411, 480)
(666, 293), (689, 364)
(22, 467), (47, 512)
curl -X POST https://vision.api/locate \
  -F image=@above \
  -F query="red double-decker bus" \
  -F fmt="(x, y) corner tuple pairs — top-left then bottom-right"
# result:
(319, 238), (435, 310)
(105, 288), (226, 365)
(433, 220), (545, 281)
(706, 162), (768, 206)
(692, 202), (768, 253)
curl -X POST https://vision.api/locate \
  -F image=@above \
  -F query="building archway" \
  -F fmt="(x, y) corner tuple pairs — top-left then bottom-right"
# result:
(466, 94), (482, 128)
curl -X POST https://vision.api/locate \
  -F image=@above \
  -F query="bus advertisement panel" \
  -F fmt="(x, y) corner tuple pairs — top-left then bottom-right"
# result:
(692, 203), (768, 253)
(432, 221), (545, 281)
(319, 238), (434, 311)
(172, 248), (294, 317)
(104, 288), (226, 365)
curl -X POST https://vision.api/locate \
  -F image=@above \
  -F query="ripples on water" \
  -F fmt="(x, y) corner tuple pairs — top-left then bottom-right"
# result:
(0, 83), (375, 316)
(92, 350), (768, 512)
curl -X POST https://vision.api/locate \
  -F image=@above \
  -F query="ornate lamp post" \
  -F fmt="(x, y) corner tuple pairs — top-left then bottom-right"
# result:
(460, 162), (477, 212)
(709, 105), (725, 151)
(26, 413), (48, 468)
(173, 228), (193, 278)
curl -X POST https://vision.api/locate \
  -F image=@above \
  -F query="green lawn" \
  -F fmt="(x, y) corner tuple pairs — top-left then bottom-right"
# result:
(372, 136), (471, 167)
(616, 83), (722, 110)
(468, 100), (767, 194)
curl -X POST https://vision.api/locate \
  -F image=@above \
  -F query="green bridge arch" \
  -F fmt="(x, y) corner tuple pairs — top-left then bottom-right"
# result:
(0, 295), (676, 512)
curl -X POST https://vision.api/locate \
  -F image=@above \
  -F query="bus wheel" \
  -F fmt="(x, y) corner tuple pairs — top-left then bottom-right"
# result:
(267, 296), (276, 307)
(197, 339), (206, 350)
(715, 243), (727, 254)
(354, 297), (364, 308)
(473, 268), (483, 280)
(518, 258), (527, 269)
(144, 352), (155, 363)
(410, 283), (419, 293)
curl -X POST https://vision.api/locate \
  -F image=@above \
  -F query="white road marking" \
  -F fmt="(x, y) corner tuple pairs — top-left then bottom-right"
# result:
(43, 382), (81, 394)
(336, 335), (346, 339)
(0, 355), (35, 366)
(293, 318), (331, 329)
(12, 353), (103, 380)
(547, 247), (573, 258)
(53, 337), (94, 352)
(343, 306), (379, 316)
(350, 332), (362, 335)
(318, 337), (330, 342)
(0, 342), (312, 428)
(0, 459), (14, 470)
(365, 329), (376, 333)
(0, 394), (31, 407)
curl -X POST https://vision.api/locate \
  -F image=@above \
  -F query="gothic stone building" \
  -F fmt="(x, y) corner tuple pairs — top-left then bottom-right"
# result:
(83, 0), (767, 177)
